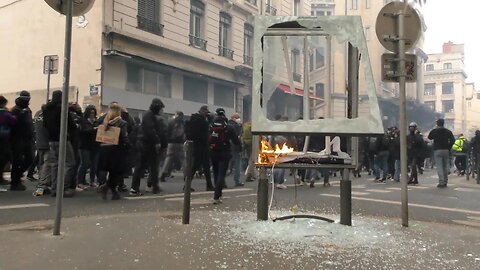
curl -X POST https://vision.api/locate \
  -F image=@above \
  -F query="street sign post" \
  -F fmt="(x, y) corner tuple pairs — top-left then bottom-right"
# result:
(43, 55), (59, 102)
(376, 1), (421, 228)
(382, 53), (417, 82)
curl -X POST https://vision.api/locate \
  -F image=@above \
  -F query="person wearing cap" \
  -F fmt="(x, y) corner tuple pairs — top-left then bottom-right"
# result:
(9, 91), (35, 191)
(428, 119), (455, 188)
(0, 95), (17, 186)
(130, 98), (168, 195)
(407, 122), (423, 185)
(227, 112), (244, 187)
(185, 105), (215, 191)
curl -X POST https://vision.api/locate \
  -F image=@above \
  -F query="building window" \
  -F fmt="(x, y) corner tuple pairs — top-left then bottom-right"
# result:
(426, 64), (434, 71)
(349, 0), (358, 10)
(219, 12), (234, 59)
(137, 0), (163, 36)
(366, 0), (371, 9)
(424, 83), (436, 95)
(442, 100), (454, 113)
(189, 0), (207, 51)
(442, 82), (454, 95)
(315, 83), (325, 99)
(265, 0), (277, 15)
(246, 0), (257, 6)
(126, 64), (141, 92)
(291, 49), (301, 82)
(214, 84), (235, 108)
(425, 101), (435, 111)
(315, 47), (325, 69)
(126, 64), (171, 97)
(364, 27), (370, 41)
(294, 0), (300, 16)
(244, 24), (254, 66)
(443, 62), (452, 70)
(183, 76), (208, 103)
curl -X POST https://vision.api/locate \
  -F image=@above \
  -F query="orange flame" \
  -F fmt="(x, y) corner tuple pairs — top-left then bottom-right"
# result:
(258, 137), (294, 164)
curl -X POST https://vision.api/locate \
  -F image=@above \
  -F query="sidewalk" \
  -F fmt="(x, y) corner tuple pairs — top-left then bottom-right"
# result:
(0, 210), (479, 270)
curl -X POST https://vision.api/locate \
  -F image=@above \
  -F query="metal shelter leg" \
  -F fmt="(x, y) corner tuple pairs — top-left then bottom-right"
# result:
(340, 168), (352, 226)
(257, 167), (269, 221)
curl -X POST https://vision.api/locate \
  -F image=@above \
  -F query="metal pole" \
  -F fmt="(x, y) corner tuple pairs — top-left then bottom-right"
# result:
(182, 140), (194, 224)
(53, 0), (73, 236)
(340, 168), (352, 226)
(398, 10), (409, 228)
(46, 59), (51, 103)
(303, 36), (310, 152)
(257, 167), (268, 221)
(76, 89), (79, 103)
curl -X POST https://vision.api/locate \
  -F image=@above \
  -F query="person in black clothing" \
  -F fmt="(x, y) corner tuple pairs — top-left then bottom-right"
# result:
(32, 106), (53, 196)
(186, 105), (215, 191)
(97, 103), (130, 200)
(0, 96), (17, 186)
(407, 122), (424, 185)
(390, 128), (401, 182)
(69, 103), (83, 190)
(76, 105), (99, 188)
(374, 133), (390, 182)
(227, 112), (244, 187)
(160, 111), (186, 182)
(43, 90), (77, 197)
(130, 98), (167, 195)
(10, 91), (35, 191)
(428, 118), (455, 188)
(209, 108), (241, 204)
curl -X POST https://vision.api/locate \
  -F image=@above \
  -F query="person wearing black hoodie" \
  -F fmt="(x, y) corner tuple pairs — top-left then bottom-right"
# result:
(0, 96), (17, 186)
(76, 105), (99, 188)
(130, 98), (167, 195)
(10, 91), (34, 191)
(43, 90), (77, 197)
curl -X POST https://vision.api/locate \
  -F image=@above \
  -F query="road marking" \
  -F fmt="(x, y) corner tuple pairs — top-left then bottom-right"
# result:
(454, 187), (480, 193)
(409, 186), (429, 189)
(235, 193), (256, 198)
(0, 203), (49, 210)
(452, 220), (480, 228)
(352, 185), (366, 189)
(366, 189), (392, 193)
(124, 188), (253, 200)
(351, 192), (370, 196)
(387, 187), (402, 191)
(467, 216), (480, 221)
(319, 194), (480, 215)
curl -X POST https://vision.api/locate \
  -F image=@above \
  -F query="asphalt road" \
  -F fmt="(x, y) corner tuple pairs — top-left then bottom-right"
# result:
(1, 168), (480, 228)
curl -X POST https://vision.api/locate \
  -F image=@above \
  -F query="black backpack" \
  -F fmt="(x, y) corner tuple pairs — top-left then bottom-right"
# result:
(209, 118), (228, 151)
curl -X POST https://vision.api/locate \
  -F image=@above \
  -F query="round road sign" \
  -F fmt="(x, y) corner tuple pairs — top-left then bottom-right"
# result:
(375, 2), (421, 53)
(44, 0), (95, 17)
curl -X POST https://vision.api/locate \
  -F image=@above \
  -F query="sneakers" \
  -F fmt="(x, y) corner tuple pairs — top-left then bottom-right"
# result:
(309, 180), (315, 188)
(26, 175), (38, 182)
(213, 198), (223, 204)
(235, 183), (245, 187)
(323, 182), (331, 187)
(145, 185), (153, 193)
(437, 184), (447, 188)
(90, 182), (99, 188)
(129, 188), (142, 196)
(276, 184), (287, 189)
(10, 183), (27, 191)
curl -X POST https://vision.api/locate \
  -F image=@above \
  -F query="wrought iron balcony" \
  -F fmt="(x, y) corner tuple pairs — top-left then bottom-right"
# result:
(219, 46), (234, 60)
(265, 4), (277, 15)
(243, 55), (253, 66)
(189, 35), (208, 51)
(246, 0), (257, 5)
(137, 15), (164, 36)
(293, 72), (302, 82)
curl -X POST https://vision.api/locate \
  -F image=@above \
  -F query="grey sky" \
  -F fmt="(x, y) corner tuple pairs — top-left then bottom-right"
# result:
(422, 0), (479, 87)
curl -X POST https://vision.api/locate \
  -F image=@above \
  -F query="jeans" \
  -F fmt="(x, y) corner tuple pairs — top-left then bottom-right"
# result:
(394, 159), (400, 182)
(409, 157), (418, 183)
(374, 151), (389, 179)
(48, 141), (76, 191)
(161, 143), (185, 177)
(211, 152), (231, 200)
(273, 168), (285, 184)
(434, 149), (450, 185)
(36, 150), (51, 188)
(132, 145), (160, 191)
(76, 149), (99, 185)
(230, 151), (242, 185)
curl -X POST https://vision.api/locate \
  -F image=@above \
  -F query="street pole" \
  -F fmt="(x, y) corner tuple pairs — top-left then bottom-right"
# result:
(257, 167), (268, 221)
(182, 141), (194, 224)
(397, 9), (409, 228)
(53, 0), (73, 236)
(46, 58), (52, 103)
(302, 36), (310, 152)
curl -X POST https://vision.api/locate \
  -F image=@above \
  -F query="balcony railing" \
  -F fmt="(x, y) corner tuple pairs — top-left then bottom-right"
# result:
(293, 72), (302, 82)
(137, 15), (164, 36)
(219, 46), (234, 60)
(189, 35), (208, 51)
(265, 4), (277, 15)
(243, 55), (253, 66)
(246, 0), (257, 5)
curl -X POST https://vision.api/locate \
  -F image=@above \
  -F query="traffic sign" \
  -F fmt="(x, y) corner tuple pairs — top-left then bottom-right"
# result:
(44, 0), (95, 17)
(43, 55), (59, 74)
(381, 53), (417, 82)
(375, 2), (421, 53)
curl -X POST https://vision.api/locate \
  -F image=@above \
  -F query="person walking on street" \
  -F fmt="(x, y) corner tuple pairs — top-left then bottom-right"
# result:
(97, 103), (130, 200)
(76, 105), (100, 189)
(0, 96), (17, 186)
(130, 98), (167, 195)
(469, 130), (480, 179)
(32, 106), (53, 196)
(160, 111), (186, 182)
(374, 133), (390, 183)
(407, 122), (423, 185)
(10, 91), (35, 191)
(451, 134), (467, 175)
(428, 119), (455, 188)
(186, 105), (215, 191)
(209, 108), (241, 204)
(43, 90), (77, 197)
(227, 112), (244, 187)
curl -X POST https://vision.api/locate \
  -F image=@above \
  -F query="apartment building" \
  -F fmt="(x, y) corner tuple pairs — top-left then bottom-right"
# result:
(423, 42), (467, 135)
(465, 83), (480, 137)
(0, 0), (310, 119)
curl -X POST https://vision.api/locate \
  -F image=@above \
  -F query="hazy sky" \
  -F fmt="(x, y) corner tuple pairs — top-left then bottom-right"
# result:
(422, 0), (479, 87)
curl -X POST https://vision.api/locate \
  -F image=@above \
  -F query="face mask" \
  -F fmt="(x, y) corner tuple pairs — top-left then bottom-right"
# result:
(235, 118), (242, 124)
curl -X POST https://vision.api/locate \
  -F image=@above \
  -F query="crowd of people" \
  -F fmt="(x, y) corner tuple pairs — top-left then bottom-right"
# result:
(2, 91), (480, 202)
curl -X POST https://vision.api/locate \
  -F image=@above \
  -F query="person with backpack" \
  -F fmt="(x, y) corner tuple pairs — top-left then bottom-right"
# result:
(407, 122), (424, 185)
(0, 96), (17, 186)
(209, 108), (241, 204)
(185, 105), (215, 191)
(160, 111), (186, 182)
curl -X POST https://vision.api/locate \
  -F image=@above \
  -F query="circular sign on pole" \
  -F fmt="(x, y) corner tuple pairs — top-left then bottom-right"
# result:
(44, 0), (95, 17)
(375, 2), (421, 53)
